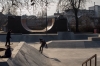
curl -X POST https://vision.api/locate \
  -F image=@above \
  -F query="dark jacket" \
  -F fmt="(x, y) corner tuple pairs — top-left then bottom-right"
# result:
(41, 40), (46, 47)
(6, 32), (11, 39)
(5, 48), (11, 57)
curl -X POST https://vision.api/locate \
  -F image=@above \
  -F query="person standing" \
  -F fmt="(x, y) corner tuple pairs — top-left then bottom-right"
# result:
(5, 30), (12, 46)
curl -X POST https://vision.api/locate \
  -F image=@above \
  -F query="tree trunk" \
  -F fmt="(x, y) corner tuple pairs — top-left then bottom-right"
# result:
(74, 9), (79, 32)
(74, 11), (79, 32)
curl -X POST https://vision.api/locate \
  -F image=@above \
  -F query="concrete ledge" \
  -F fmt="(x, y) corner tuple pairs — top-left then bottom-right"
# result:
(0, 33), (99, 42)
(75, 34), (99, 40)
(88, 37), (100, 41)
(58, 32), (75, 40)
(88, 37), (93, 41)
(98, 35), (100, 37)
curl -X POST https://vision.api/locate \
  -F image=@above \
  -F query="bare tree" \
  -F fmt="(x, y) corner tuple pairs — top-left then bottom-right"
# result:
(57, 0), (90, 32)
(0, 0), (54, 16)
(31, 0), (55, 17)
(0, 0), (22, 15)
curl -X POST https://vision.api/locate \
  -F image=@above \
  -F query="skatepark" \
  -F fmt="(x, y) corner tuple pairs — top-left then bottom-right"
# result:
(0, 32), (100, 66)
(0, 16), (100, 66)
(0, 0), (100, 65)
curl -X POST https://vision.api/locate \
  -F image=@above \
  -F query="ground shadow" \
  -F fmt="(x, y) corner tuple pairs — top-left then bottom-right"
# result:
(42, 54), (61, 62)
(0, 48), (6, 51)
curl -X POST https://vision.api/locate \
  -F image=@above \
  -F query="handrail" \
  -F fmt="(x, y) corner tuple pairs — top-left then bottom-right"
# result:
(82, 54), (97, 66)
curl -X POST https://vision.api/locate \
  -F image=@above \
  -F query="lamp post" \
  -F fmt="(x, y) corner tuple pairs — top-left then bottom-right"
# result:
(45, 0), (48, 34)
(31, 1), (35, 15)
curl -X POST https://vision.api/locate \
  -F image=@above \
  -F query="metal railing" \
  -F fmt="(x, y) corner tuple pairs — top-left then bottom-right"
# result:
(82, 54), (97, 66)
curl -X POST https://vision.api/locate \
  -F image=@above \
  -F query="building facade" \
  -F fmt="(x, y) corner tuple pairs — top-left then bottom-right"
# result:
(89, 5), (100, 17)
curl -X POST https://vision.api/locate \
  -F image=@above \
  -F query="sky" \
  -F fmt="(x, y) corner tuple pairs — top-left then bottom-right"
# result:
(48, 0), (100, 15)
(17, 3), (58, 16)
(86, 0), (100, 9)
(43, 0), (100, 16)
(0, 0), (100, 16)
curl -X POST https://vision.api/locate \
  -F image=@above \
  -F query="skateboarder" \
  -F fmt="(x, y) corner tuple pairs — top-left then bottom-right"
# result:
(39, 39), (48, 53)
(5, 29), (12, 46)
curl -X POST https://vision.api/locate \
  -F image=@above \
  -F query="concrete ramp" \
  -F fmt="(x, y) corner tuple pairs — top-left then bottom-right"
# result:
(0, 42), (51, 66)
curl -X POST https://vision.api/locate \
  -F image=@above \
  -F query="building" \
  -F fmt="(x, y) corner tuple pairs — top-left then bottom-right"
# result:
(63, 9), (95, 23)
(89, 5), (100, 17)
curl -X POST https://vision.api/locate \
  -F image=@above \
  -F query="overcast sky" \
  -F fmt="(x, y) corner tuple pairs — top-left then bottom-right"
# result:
(86, 0), (100, 9)
(0, 0), (100, 16)
(47, 0), (100, 15)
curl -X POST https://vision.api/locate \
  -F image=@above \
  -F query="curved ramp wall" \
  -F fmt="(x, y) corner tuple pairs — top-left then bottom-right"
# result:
(21, 18), (55, 32)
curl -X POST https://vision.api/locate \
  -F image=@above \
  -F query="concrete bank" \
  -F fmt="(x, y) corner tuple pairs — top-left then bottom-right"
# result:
(0, 42), (51, 66)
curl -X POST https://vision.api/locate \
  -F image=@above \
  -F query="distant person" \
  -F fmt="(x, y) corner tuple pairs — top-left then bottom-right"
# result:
(39, 39), (48, 53)
(0, 45), (12, 58)
(5, 29), (12, 46)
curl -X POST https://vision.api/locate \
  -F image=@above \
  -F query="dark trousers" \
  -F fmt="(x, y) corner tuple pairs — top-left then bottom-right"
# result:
(39, 45), (44, 53)
(5, 39), (10, 46)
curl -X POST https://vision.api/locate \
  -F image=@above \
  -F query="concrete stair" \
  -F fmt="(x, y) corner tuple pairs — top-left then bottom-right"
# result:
(88, 37), (100, 41)
(87, 34), (100, 41)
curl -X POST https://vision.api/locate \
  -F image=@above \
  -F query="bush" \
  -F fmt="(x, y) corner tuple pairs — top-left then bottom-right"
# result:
(95, 25), (100, 33)
(79, 25), (94, 32)
(70, 26), (76, 32)
(70, 25), (94, 33)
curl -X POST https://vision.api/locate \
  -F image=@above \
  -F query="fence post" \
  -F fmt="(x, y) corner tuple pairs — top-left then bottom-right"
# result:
(95, 54), (97, 66)
(90, 59), (91, 66)
(82, 54), (97, 66)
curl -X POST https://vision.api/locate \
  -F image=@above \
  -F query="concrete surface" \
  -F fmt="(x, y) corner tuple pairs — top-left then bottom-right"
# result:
(6, 42), (51, 66)
(29, 41), (100, 66)
(0, 40), (100, 66)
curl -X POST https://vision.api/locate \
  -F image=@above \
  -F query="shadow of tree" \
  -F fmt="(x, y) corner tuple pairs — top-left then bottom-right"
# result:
(42, 54), (61, 62)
